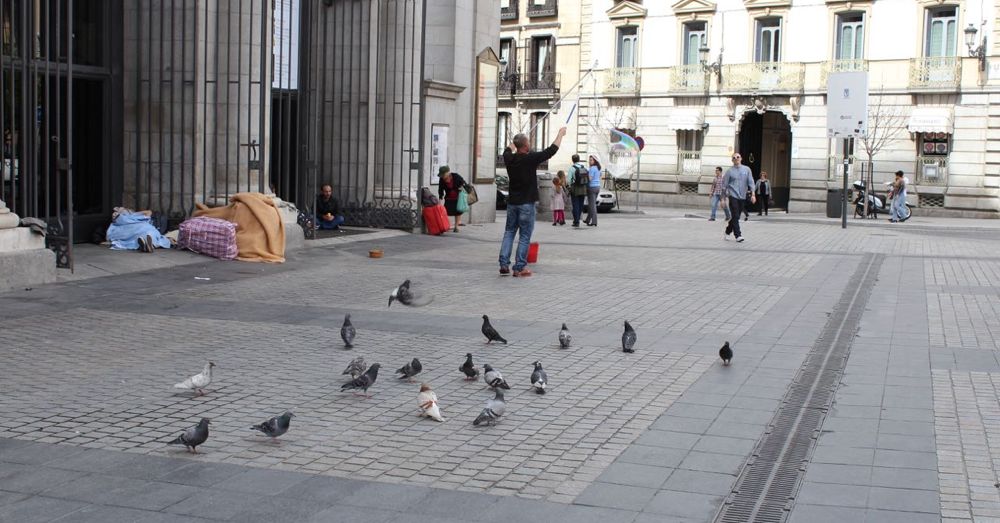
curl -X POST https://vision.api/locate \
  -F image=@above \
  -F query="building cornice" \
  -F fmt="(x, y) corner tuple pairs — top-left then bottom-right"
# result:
(424, 79), (466, 101)
(607, 1), (648, 21)
(672, 0), (717, 16)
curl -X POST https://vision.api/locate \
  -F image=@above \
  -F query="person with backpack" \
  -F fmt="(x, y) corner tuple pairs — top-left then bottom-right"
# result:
(569, 154), (589, 227)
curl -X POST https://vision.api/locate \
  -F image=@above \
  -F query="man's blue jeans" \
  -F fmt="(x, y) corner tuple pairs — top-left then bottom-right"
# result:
(710, 194), (730, 220)
(316, 214), (345, 229)
(498, 203), (536, 271)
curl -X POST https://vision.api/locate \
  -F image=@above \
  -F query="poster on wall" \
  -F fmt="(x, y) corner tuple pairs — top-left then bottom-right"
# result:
(273, 0), (299, 89)
(430, 125), (449, 185)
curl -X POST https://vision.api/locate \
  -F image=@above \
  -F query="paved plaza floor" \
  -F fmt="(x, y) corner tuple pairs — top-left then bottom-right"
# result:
(2, 208), (1000, 522)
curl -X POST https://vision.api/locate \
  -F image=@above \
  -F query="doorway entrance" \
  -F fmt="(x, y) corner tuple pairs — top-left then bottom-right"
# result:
(737, 110), (792, 210)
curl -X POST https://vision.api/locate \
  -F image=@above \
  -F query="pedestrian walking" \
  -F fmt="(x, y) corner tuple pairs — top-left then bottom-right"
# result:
(569, 154), (589, 227)
(756, 171), (771, 216)
(499, 126), (566, 277)
(709, 166), (730, 221)
(551, 172), (567, 226)
(585, 154), (602, 227)
(724, 153), (756, 242)
(889, 170), (908, 223)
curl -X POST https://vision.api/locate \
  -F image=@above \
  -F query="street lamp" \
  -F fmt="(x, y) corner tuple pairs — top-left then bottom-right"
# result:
(699, 44), (723, 90)
(964, 22), (987, 72)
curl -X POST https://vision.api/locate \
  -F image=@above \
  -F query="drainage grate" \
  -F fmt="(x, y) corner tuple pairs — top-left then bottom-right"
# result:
(715, 253), (884, 523)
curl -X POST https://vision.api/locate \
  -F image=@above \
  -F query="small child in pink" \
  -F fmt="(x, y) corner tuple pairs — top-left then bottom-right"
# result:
(551, 172), (566, 226)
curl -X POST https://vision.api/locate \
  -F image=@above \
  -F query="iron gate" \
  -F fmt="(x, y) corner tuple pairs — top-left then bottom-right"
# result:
(1, 0), (77, 269)
(272, 0), (426, 233)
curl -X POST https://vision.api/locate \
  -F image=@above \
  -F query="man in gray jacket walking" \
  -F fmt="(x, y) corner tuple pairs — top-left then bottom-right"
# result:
(724, 153), (756, 242)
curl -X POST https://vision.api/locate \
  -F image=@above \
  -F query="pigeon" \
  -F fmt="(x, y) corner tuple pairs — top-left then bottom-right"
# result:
(341, 314), (356, 348)
(473, 389), (506, 426)
(460, 353), (479, 381)
(396, 358), (423, 382)
(173, 361), (216, 396)
(417, 383), (445, 422)
(483, 364), (511, 390)
(558, 323), (571, 349)
(481, 315), (507, 344)
(530, 361), (548, 394)
(342, 356), (367, 379)
(388, 279), (414, 307)
(167, 418), (210, 453)
(622, 321), (636, 353)
(719, 341), (733, 366)
(251, 411), (294, 442)
(341, 363), (380, 397)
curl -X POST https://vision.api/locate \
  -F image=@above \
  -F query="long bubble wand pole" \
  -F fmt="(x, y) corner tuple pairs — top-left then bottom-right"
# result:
(524, 60), (599, 136)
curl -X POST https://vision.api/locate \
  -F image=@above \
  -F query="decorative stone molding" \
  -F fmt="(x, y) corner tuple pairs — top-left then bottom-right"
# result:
(424, 79), (466, 101)
(789, 96), (801, 122)
(672, 0), (717, 16)
(607, 0), (647, 25)
(743, 0), (792, 9)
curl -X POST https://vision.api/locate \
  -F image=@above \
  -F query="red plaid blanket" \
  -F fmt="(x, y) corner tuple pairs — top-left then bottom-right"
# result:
(178, 217), (238, 260)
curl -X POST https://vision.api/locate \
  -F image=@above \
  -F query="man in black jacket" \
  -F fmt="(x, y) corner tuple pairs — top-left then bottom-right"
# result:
(498, 126), (566, 277)
(316, 183), (345, 230)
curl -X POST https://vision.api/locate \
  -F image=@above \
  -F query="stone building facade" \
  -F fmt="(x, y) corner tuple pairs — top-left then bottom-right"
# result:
(500, 0), (1000, 216)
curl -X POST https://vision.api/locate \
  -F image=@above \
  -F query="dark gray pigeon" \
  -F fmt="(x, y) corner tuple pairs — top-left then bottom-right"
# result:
(396, 358), (423, 382)
(530, 361), (547, 394)
(167, 418), (210, 453)
(472, 389), (506, 426)
(558, 323), (571, 349)
(719, 341), (733, 366)
(341, 314), (356, 348)
(342, 356), (366, 379)
(483, 364), (510, 390)
(251, 411), (294, 442)
(482, 315), (507, 344)
(388, 279), (414, 307)
(342, 363), (380, 397)
(460, 353), (479, 381)
(622, 321), (636, 353)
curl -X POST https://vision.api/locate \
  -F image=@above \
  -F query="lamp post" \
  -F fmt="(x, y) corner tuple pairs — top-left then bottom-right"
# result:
(698, 44), (723, 92)
(964, 22), (987, 72)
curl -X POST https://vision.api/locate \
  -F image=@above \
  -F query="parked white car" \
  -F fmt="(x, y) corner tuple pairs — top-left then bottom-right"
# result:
(597, 189), (617, 212)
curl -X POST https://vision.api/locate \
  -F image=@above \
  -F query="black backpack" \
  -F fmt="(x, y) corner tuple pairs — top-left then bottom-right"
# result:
(573, 164), (589, 187)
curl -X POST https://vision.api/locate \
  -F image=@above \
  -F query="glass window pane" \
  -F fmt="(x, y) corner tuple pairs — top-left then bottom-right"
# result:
(929, 20), (943, 56)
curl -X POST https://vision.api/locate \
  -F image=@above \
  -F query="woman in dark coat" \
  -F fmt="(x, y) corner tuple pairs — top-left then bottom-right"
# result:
(437, 166), (467, 232)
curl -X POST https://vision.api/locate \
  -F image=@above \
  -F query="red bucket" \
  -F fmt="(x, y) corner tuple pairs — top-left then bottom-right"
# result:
(527, 242), (539, 263)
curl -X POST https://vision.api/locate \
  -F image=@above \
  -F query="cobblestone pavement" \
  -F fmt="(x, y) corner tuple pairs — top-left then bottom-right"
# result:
(3, 208), (1000, 522)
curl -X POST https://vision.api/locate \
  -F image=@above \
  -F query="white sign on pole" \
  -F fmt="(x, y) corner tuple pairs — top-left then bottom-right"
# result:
(826, 71), (868, 137)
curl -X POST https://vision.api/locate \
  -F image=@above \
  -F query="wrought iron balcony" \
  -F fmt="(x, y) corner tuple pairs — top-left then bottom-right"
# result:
(678, 150), (702, 175)
(916, 156), (948, 185)
(669, 65), (708, 93)
(605, 67), (641, 95)
(518, 72), (560, 98)
(501, 3), (518, 20)
(909, 57), (961, 90)
(821, 59), (868, 83)
(721, 62), (805, 93)
(499, 74), (517, 97)
(526, 0), (557, 18)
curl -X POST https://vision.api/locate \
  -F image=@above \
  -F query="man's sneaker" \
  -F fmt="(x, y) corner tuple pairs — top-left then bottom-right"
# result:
(736, 237), (745, 243)
(136, 237), (148, 252)
(146, 234), (155, 252)
(709, 218), (716, 221)
(724, 232), (731, 240)
(499, 266), (510, 275)
(513, 268), (533, 277)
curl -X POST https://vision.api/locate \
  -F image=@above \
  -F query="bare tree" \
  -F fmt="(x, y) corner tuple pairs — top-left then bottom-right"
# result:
(857, 93), (906, 216)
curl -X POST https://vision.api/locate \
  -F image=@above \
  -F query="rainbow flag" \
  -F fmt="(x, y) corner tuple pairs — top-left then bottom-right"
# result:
(610, 129), (640, 150)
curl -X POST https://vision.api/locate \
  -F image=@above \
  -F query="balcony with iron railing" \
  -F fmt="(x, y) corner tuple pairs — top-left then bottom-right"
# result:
(526, 0), (557, 18)
(821, 59), (868, 83)
(909, 57), (961, 90)
(669, 65), (708, 94)
(678, 150), (702, 175)
(721, 62), (805, 93)
(517, 72), (560, 98)
(604, 68), (641, 95)
(501, 2), (518, 20)
(916, 156), (948, 185)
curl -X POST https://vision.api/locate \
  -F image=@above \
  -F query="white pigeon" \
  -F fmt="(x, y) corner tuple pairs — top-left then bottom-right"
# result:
(417, 384), (444, 422)
(173, 361), (216, 396)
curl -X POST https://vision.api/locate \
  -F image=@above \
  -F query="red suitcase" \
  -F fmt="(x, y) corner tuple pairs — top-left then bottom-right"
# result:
(423, 205), (450, 235)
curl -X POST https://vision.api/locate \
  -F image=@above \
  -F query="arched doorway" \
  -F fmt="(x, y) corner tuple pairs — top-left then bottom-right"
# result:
(737, 111), (792, 210)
